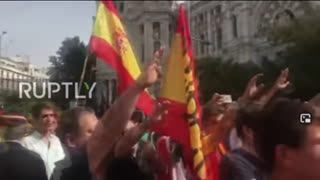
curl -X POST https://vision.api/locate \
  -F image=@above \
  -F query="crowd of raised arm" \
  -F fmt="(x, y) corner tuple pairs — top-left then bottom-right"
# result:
(0, 48), (320, 180)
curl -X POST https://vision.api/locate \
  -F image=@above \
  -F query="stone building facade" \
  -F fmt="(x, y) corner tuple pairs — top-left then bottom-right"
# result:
(0, 56), (49, 92)
(189, 1), (318, 63)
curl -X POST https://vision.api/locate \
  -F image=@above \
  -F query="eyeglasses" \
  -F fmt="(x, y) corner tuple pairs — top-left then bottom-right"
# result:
(41, 113), (57, 119)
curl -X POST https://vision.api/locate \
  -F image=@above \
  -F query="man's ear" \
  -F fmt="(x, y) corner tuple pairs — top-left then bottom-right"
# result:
(275, 144), (295, 169)
(65, 133), (76, 148)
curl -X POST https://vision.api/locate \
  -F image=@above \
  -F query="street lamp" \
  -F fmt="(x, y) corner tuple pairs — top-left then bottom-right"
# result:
(0, 31), (7, 58)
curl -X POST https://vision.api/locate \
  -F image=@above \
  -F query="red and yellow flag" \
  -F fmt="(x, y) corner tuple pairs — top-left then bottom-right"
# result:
(90, 1), (154, 115)
(152, 4), (206, 180)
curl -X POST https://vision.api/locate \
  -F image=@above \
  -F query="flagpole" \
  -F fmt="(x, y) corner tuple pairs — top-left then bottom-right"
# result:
(78, 55), (89, 102)
(76, 15), (96, 106)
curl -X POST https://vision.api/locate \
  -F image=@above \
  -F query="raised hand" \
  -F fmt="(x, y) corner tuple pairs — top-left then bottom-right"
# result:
(147, 100), (169, 125)
(274, 68), (290, 90)
(208, 93), (231, 115)
(241, 73), (265, 100)
(256, 68), (291, 108)
(211, 93), (225, 105)
(137, 47), (165, 89)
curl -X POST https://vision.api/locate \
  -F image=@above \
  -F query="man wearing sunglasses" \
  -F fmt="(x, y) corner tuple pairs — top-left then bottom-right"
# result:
(21, 102), (66, 180)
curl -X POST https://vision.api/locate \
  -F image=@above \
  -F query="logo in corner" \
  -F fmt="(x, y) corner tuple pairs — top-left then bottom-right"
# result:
(300, 113), (312, 124)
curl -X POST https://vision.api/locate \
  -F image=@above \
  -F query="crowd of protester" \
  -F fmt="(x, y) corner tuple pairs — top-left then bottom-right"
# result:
(0, 49), (319, 180)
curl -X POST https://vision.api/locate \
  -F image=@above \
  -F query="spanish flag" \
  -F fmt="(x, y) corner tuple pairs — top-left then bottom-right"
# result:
(152, 5), (206, 180)
(90, 1), (154, 115)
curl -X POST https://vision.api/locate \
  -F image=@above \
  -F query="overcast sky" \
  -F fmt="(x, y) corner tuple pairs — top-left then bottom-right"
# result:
(0, 1), (96, 67)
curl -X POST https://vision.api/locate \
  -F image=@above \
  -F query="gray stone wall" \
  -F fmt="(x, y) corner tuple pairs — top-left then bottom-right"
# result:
(189, 1), (315, 63)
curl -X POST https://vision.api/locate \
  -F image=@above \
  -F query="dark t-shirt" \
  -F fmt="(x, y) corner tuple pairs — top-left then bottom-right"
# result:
(106, 157), (153, 180)
(219, 148), (268, 180)
(60, 148), (92, 180)
(0, 141), (48, 180)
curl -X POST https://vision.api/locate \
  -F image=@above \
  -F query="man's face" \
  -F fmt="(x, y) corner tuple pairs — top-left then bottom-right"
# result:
(73, 112), (98, 148)
(38, 108), (57, 134)
(281, 121), (320, 180)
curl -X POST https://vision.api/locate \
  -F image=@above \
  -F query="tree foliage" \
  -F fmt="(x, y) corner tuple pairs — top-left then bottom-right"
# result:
(48, 36), (87, 109)
(48, 36), (86, 82)
(197, 57), (261, 103)
(197, 10), (320, 103)
(270, 10), (320, 100)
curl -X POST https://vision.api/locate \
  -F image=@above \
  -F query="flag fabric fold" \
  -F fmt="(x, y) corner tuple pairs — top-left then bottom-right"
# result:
(90, 1), (154, 115)
(152, 4), (206, 180)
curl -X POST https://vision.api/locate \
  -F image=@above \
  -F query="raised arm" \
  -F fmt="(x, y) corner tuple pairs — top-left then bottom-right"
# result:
(238, 73), (265, 102)
(259, 68), (290, 106)
(87, 48), (164, 178)
(114, 101), (168, 158)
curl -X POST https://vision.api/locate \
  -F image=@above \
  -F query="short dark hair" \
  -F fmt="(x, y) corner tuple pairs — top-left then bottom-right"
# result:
(58, 107), (94, 143)
(235, 102), (262, 140)
(31, 101), (57, 120)
(254, 98), (317, 173)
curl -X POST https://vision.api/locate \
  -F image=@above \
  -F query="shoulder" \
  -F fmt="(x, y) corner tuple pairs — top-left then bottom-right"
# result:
(20, 132), (39, 144)
(0, 142), (6, 152)
(25, 148), (44, 162)
(226, 149), (251, 166)
(221, 150), (258, 179)
(0, 142), (42, 162)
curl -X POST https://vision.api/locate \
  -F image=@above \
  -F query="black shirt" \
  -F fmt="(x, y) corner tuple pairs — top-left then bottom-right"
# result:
(219, 148), (268, 180)
(0, 141), (48, 180)
(60, 148), (92, 180)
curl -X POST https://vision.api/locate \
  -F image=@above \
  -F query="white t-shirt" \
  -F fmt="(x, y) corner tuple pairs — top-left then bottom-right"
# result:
(229, 128), (242, 150)
(20, 131), (66, 179)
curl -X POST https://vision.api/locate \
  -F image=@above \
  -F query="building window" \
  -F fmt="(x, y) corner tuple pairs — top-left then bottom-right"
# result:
(141, 43), (145, 63)
(140, 24), (145, 63)
(119, 2), (124, 13)
(111, 79), (117, 103)
(140, 24), (144, 35)
(0, 70), (2, 89)
(154, 41), (161, 53)
(200, 34), (205, 54)
(4, 72), (7, 90)
(105, 80), (110, 106)
(153, 22), (160, 40)
(217, 27), (222, 49)
(273, 9), (295, 28)
(231, 15), (238, 38)
(200, 13), (204, 22)
(211, 31), (215, 52)
(215, 5), (222, 15)
(169, 23), (172, 46)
